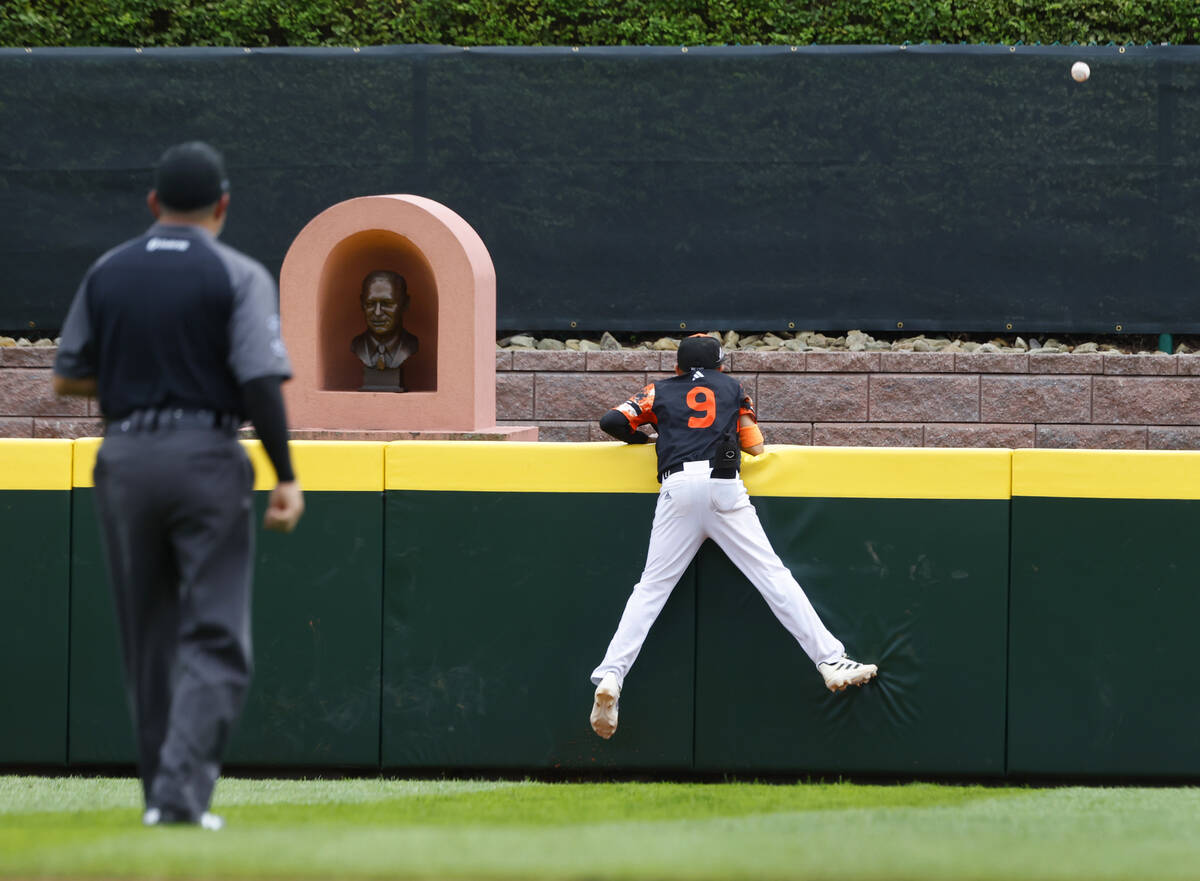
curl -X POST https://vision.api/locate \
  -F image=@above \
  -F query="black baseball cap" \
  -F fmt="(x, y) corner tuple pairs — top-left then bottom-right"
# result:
(677, 334), (724, 369)
(153, 141), (229, 211)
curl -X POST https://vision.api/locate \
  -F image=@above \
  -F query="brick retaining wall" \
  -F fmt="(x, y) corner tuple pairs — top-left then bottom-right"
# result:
(496, 348), (1200, 448)
(6, 344), (1200, 447)
(0, 346), (102, 438)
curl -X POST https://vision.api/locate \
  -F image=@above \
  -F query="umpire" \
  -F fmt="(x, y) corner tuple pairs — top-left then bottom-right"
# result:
(52, 141), (304, 829)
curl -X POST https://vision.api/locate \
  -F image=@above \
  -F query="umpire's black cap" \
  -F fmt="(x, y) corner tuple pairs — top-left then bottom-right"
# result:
(677, 334), (724, 369)
(153, 141), (229, 211)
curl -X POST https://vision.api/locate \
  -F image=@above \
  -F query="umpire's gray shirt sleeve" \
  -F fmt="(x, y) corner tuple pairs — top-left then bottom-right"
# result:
(221, 246), (293, 383)
(54, 276), (97, 379)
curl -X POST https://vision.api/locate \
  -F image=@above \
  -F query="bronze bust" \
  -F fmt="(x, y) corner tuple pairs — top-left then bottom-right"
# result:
(351, 270), (418, 391)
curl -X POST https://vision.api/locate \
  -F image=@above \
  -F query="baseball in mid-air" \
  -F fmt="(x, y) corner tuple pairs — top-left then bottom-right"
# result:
(1071, 61), (1090, 82)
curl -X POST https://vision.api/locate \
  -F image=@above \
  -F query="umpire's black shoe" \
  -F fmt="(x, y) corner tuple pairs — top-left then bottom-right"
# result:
(143, 807), (225, 830)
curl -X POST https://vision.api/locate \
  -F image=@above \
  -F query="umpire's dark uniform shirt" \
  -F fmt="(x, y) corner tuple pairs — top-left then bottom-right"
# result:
(53, 221), (291, 823)
(56, 222), (290, 415)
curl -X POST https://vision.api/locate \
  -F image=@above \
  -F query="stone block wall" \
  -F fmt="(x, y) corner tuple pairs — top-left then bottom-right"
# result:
(7, 344), (1200, 448)
(495, 348), (1200, 449)
(0, 346), (103, 438)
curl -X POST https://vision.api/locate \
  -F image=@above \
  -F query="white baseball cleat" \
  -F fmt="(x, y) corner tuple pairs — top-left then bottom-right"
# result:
(818, 654), (878, 693)
(590, 672), (621, 739)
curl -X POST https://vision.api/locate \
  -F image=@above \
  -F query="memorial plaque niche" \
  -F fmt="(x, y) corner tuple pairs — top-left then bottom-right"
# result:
(279, 195), (536, 440)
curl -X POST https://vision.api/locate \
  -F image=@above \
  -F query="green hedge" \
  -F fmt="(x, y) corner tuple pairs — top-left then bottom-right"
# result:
(3, 0), (1200, 48)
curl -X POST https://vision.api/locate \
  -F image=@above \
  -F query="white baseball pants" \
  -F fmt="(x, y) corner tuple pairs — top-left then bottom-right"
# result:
(591, 461), (845, 687)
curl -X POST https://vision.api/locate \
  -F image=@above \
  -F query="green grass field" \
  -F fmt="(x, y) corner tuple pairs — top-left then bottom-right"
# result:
(3, 776), (1200, 880)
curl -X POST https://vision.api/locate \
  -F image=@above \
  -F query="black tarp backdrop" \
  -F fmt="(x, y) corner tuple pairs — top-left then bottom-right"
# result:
(2, 44), (1199, 335)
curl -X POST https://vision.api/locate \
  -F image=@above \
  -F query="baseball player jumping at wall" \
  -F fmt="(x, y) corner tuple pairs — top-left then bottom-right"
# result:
(589, 334), (877, 739)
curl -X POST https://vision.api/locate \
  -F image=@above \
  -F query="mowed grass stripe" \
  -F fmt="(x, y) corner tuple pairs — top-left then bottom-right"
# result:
(0, 777), (517, 815)
(0, 777), (1006, 822)
(2, 778), (1200, 881)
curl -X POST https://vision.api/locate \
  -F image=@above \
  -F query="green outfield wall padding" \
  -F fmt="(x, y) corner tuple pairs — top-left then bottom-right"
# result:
(693, 498), (1009, 776)
(68, 487), (133, 764)
(382, 490), (695, 771)
(1008, 497), (1200, 778)
(226, 492), (382, 767)
(68, 489), (383, 767)
(0, 490), (70, 764)
(19, 439), (1200, 779)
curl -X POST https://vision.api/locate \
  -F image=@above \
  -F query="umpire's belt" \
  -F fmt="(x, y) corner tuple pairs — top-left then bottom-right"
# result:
(106, 408), (241, 435)
(659, 459), (738, 483)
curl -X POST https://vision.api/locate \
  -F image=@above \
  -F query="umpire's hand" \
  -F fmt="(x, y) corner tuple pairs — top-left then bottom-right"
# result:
(264, 481), (305, 532)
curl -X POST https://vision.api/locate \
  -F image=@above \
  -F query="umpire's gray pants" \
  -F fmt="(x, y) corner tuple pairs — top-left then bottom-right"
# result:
(93, 428), (254, 821)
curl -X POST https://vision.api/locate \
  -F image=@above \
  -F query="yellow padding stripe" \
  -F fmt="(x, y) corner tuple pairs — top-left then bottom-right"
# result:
(386, 441), (661, 493)
(0, 439), (74, 490)
(1013, 449), (1200, 500)
(742, 446), (1011, 500)
(385, 442), (1012, 499)
(50, 441), (1200, 499)
(72, 438), (384, 491)
(245, 441), (384, 492)
(73, 437), (100, 486)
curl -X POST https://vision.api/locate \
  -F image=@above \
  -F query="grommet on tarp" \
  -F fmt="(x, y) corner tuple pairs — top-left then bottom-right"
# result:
(679, 321), (687, 329)
(896, 321), (904, 329)
(1115, 324), (1123, 332)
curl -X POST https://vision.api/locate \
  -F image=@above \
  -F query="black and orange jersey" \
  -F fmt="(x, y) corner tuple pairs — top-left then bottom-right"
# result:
(611, 367), (756, 476)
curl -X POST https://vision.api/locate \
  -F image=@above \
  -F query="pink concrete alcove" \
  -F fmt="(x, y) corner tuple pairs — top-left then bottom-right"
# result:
(318, 229), (438, 394)
(280, 195), (536, 438)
